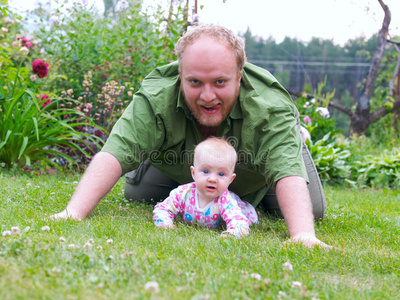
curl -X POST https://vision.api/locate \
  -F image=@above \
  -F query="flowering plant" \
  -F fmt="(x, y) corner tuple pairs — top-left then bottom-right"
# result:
(0, 55), (104, 169)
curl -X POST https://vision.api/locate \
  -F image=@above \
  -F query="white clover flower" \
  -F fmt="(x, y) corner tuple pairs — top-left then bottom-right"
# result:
(106, 239), (113, 244)
(310, 98), (316, 104)
(68, 244), (76, 250)
(41, 226), (50, 232)
(292, 281), (302, 288)
(96, 245), (103, 250)
(144, 281), (160, 293)
(250, 273), (261, 281)
(84, 242), (92, 249)
(278, 291), (286, 298)
(2, 230), (12, 237)
(11, 226), (20, 234)
(87, 238), (94, 244)
(1, 27), (8, 33)
(59, 237), (66, 243)
(283, 261), (293, 271)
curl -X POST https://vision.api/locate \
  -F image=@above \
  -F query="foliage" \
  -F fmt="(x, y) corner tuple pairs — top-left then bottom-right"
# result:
(0, 14), (104, 170)
(349, 148), (400, 189)
(0, 66), (103, 169)
(295, 79), (341, 143)
(306, 133), (352, 186)
(31, 0), (185, 100)
(1, 175), (400, 299)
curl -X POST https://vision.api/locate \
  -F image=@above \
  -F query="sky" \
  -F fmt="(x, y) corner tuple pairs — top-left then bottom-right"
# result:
(8, 0), (400, 45)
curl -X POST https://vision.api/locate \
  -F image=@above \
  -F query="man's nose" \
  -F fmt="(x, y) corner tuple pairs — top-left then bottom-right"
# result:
(200, 84), (216, 102)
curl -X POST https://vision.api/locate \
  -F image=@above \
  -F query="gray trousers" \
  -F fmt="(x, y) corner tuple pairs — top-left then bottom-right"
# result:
(124, 144), (326, 220)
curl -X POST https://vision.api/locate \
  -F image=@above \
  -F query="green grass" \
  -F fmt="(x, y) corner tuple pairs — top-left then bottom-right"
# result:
(1, 171), (400, 299)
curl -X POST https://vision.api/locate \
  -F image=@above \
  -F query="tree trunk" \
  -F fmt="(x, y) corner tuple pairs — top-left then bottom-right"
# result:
(349, 0), (391, 136)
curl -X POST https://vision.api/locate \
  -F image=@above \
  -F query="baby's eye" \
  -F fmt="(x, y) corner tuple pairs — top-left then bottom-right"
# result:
(203, 170), (209, 174)
(219, 172), (225, 177)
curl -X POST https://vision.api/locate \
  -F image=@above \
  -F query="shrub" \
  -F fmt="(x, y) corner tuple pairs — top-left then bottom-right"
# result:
(349, 149), (400, 189)
(31, 0), (185, 100)
(0, 45), (104, 169)
(306, 133), (352, 186)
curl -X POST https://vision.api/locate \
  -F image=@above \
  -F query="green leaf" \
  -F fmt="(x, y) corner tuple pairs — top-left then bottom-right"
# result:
(18, 136), (29, 160)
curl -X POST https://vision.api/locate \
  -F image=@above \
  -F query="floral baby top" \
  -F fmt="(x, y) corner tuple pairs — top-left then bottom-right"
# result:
(153, 182), (258, 237)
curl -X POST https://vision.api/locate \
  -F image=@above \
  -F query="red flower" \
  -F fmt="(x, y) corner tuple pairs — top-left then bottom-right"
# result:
(41, 94), (51, 108)
(20, 36), (33, 48)
(32, 59), (49, 78)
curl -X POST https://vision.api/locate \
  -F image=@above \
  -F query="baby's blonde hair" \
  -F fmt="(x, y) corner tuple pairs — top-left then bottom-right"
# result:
(193, 137), (237, 171)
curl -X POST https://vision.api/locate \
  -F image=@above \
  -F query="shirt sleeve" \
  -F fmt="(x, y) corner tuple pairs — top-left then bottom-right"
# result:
(218, 192), (251, 238)
(152, 187), (182, 227)
(101, 93), (165, 175)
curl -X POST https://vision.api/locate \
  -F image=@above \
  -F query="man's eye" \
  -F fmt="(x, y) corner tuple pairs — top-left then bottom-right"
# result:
(203, 170), (209, 174)
(219, 172), (224, 176)
(216, 80), (225, 85)
(191, 79), (200, 84)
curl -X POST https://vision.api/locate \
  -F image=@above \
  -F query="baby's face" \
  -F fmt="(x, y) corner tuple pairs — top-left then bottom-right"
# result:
(191, 153), (236, 203)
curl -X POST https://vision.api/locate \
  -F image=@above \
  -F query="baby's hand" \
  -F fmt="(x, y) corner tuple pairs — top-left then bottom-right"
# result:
(220, 226), (250, 238)
(158, 223), (176, 229)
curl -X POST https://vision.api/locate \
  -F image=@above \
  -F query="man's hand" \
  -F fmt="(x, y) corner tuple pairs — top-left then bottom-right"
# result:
(48, 208), (83, 221)
(288, 233), (333, 249)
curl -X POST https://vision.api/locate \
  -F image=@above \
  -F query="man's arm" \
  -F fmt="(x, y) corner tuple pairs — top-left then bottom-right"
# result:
(276, 176), (331, 248)
(49, 151), (122, 220)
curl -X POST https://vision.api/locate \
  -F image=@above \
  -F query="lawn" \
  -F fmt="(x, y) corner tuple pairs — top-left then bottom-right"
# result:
(1, 172), (399, 299)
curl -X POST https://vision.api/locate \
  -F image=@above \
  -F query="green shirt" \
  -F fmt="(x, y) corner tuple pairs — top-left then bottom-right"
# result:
(102, 62), (308, 207)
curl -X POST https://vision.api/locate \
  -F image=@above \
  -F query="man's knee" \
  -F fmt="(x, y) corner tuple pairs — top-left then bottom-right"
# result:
(124, 162), (179, 204)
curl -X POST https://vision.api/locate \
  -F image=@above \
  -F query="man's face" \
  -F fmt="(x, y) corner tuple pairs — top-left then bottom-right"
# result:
(180, 37), (242, 127)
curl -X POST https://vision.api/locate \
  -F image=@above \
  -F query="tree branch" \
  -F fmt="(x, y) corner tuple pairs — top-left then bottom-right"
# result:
(371, 100), (400, 123)
(328, 101), (354, 117)
(363, 0), (391, 97)
(286, 88), (354, 117)
(388, 42), (400, 95)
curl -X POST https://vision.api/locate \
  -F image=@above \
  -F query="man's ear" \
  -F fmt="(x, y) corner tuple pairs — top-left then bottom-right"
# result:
(190, 166), (195, 181)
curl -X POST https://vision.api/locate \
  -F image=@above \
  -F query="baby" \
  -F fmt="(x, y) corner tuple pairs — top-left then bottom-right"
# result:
(153, 137), (258, 237)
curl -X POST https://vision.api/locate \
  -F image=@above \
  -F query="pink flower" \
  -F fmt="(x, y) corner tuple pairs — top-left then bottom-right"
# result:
(303, 116), (312, 125)
(41, 94), (51, 108)
(32, 59), (49, 78)
(20, 36), (33, 48)
(30, 75), (36, 81)
(300, 126), (311, 142)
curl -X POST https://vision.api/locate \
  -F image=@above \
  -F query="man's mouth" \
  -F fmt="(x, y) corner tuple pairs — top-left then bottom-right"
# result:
(200, 104), (221, 114)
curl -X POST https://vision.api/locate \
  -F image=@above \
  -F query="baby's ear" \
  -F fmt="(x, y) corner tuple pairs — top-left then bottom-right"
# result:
(190, 166), (195, 180)
(230, 173), (236, 184)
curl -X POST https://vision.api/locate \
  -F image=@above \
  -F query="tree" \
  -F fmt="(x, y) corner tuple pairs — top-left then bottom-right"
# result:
(329, 0), (400, 135)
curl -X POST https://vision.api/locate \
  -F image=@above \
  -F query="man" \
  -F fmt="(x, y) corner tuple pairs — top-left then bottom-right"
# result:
(50, 24), (330, 248)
